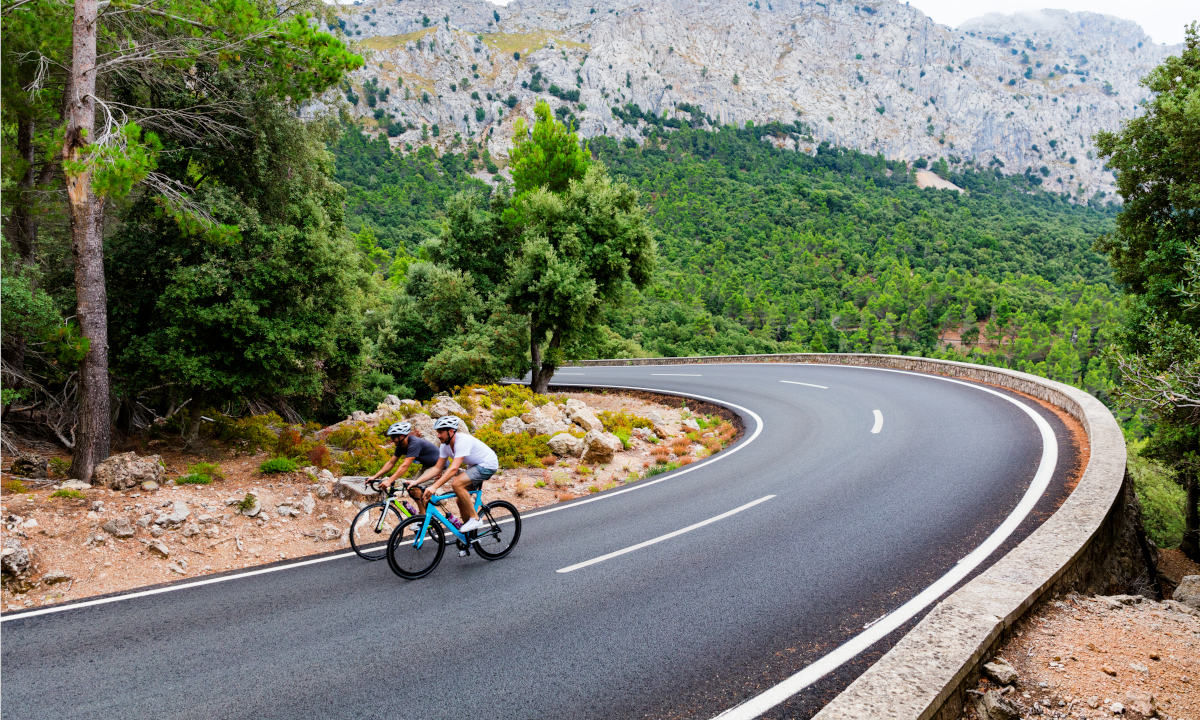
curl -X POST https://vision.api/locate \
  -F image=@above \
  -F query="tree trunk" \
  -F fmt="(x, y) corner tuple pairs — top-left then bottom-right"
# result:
(529, 324), (549, 394)
(65, 0), (110, 483)
(1181, 469), (1200, 563)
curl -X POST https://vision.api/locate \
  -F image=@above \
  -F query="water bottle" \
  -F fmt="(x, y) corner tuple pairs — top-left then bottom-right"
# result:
(448, 514), (463, 529)
(402, 501), (416, 515)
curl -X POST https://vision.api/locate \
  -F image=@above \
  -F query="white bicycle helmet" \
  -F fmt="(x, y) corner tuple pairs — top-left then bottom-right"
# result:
(432, 415), (461, 431)
(386, 421), (412, 437)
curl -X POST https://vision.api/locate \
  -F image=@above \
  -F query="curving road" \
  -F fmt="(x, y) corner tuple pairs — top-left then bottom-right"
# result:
(0, 363), (1075, 720)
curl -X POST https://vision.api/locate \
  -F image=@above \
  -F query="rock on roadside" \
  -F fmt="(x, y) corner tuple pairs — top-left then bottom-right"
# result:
(93, 452), (164, 491)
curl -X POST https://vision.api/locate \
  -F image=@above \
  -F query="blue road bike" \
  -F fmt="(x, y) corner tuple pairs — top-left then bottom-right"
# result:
(386, 488), (521, 579)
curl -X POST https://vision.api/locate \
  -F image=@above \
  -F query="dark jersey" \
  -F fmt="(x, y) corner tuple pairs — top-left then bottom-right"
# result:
(395, 435), (439, 469)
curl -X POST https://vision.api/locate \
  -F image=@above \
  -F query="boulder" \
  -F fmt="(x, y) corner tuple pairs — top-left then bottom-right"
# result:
(1, 538), (32, 578)
(644, 411), (672, 438)
(102, 517), (137, 538)
(146, 540), (170, 558)
(407, 413), (435, 439)
(10, 454), (47, 479)
(548, 433), (584, 457)
(42, 570), (72, 585)
(384, 394), (403, 407)
(276, 503), (301, 518)
(154, 501), (190, 528)
(1174, 575), (1200, 610)
(428, 397), (469, 419)
(334, 477), (375, 501)
(982, 657), (1019, 686)
(59, 480), (92, 491)
(93, 452), (164, 491)
(980, 689), (1020, 720)
(500, 417), (528, 435)
(318, 524), (342, 541)
(567, 407), (604, 432)
(632, 427), (659, 442)
(682, 418), (701, 432)
(581, 431), (623, 465)
(564, 398), (587, 411)
(301, 494), (316, 515)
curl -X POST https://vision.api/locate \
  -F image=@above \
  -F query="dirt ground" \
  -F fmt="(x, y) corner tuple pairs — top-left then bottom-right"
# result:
(961, 549), (1200, 720)
(1, 390), (728, 611)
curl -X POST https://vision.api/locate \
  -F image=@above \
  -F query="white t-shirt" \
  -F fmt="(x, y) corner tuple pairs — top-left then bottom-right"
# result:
(439, 432), (499, 471)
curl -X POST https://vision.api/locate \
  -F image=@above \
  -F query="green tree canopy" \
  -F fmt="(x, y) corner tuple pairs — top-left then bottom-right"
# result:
(1096, 23), (1200, 560)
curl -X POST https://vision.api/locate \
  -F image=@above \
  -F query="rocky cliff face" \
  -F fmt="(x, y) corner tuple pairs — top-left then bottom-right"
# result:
(330, 0), (1178, 197)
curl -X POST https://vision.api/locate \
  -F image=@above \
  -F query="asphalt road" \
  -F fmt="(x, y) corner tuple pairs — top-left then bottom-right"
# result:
(0, 363), (1074, 719)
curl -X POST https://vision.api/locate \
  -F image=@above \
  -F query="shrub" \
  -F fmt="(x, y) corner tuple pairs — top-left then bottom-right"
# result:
(645, 462), (679, 477)
(259, 457), (298, 474)
(534, 480), (546, 488)
(613, 429), (631, 449)
(540, 455), (557, 467)
(587, 485), (600, 493)
(215, 412), (282, 451)
(597, 410), (653, 435)
(188, 462), (225, 481)
(650, 445), (672, 463)
(475, 426), (552, 468)
(275, 426), (304, 458)
(678, 456), (695, 466)
(237, 493), (257, 513)
(307, 443), (335, 470)
(48, 458), (71, 478)
(1129, 441), (1186, 548)
(2, 478), (29, 494)
(177, 473), (213, 485)
(668, 437), (692, 455)
(51, 488), (86, 499)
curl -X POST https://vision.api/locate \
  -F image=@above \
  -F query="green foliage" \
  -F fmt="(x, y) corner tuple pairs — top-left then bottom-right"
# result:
(597, 410), (653, 435)
(508, 100), (591, 195)
(50, 488), (86, 500)
(48, 458), (72, 478)
(2, 479), (29, 494)
(177, 473), (213, 485)
(474, 426), (553, 468)
(1129, 440), (1187, 548)
(237, 493), (258, 512)
(645, 461), (680, 477)
(259, 457), (299, 474)
(214, 413), (282, 452)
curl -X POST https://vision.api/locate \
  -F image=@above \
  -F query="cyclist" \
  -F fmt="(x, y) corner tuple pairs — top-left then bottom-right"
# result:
(367, 421), (440, 509)
(415, 415), (498, 534)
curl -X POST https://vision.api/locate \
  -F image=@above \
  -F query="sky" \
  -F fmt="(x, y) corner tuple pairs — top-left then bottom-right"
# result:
(903, 0), (1196, 45)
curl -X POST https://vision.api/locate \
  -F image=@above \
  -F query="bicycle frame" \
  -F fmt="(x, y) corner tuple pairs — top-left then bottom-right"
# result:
(373, 488), (416, 532)
(411, 489), (488, 548)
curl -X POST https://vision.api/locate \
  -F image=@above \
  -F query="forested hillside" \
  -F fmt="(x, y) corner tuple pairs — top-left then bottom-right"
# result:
(333, 122), (1124, 404)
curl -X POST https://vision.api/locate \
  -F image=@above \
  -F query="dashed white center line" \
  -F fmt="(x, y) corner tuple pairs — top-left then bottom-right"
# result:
(556, 495), (775, 574)
(651, 373), (703, 376)
(780, 380), (828, 389)
(871, 409), (884, 434)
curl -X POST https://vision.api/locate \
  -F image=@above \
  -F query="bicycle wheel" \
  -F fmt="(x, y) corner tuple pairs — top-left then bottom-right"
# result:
(387, 515), (445, 579)
(349, 502), (404, 561)
(473, 500), (521, 560)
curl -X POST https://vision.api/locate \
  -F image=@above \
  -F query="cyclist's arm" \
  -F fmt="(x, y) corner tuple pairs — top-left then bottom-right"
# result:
(428, 456), (464, 493)
(386, 457), (414, 483)
(368, 457), (397, 482)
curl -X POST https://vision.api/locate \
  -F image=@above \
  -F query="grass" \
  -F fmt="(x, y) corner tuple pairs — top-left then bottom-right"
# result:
(177, 474), (213, 485)
(358, 28), (436, 52)
(50, 488), (85, 500)
(2, 478), (29, 494)
(48, 457), (71, 478)
(645, 462), (680, 478)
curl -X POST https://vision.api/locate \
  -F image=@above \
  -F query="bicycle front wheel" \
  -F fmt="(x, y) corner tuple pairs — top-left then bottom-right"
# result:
(473, 500), (521, 560)
(387, 516), (445, 579)
(349, 502), (404, 561)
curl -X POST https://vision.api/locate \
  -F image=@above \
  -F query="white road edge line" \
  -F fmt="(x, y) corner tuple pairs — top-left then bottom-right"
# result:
(557, 495), (775, 574)
(871, 409), (884, 434)
(711, 366), (1057, 720)
(651, 373), (703, 376)
(780, 380), (828, 389)
(2, 384), (764, 623)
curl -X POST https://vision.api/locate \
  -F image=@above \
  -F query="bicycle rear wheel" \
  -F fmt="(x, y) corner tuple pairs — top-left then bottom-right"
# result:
(387, 516), (445, 579)
(473, 500), (521, 560)
(349, 502), (404, 561)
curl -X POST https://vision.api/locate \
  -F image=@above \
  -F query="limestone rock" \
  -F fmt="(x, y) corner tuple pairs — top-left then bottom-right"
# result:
(154, 501), (190, 528)
(581, 430), (623, 465)
(146, 540), (170, 558)
(428, 396), (468, 419)
(981, 689), (1020, 720)
(1124, 690), (1154, 716)
(318, 524), (342, 542)
(982, 657), (1019, 686)
(567, 406), (604, 432)
(407, 413), (435, 439)
(102, 517), (137, 538)
(500, 416), (528, 435)
(682, 418), (701, 432)
(59, 480), (92, 491)
(1173, 575), (1200, 610)
(644, 411), (671, 438)
(10, 454), (47, 479)
(301, 494), (316, 515)
(42, 570), (72, 586)
(93, 452), (165, 491)
(1, 538), (32, 577)
(276, 503), (301, 518)
(334, 477), (374, 501)
(548, 433), (584, 457)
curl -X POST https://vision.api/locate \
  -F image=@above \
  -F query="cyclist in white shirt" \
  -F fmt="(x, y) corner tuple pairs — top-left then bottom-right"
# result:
(414, 415), (499, 534)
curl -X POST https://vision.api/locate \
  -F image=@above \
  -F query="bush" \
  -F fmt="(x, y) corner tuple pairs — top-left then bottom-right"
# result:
(1129, 441), (1186, 548)
(275, 426), (304, 459)
(177, 473), (213, 485)
(475, 426), (552, 468)
(2, 478), (28, 494)
(51, 488), (86, 499)
(215, 413), (282, 452)
(259, 457), (299, 474)
(597, 410), (653, 435)
(307, 443), (336, 470)
(189, 462), (225, 481)
(48, 458), (71, 478)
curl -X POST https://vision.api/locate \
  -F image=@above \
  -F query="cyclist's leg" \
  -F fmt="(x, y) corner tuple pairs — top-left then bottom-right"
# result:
(408, 465), (438, 512)
(449, 471), (476, 520)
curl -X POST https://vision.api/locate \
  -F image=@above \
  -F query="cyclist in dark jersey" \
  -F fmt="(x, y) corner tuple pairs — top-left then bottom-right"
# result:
(367, 422), (440, 511)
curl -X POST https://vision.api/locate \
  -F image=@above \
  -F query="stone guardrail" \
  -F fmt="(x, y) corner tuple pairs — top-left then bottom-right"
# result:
(566, 353), (1128, 719)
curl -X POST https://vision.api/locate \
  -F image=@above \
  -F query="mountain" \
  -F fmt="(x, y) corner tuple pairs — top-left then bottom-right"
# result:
(328, 0), (1179, 198)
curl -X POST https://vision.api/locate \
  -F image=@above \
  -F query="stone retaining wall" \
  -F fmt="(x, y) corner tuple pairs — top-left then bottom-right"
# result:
(567, 353), (1129, 719)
